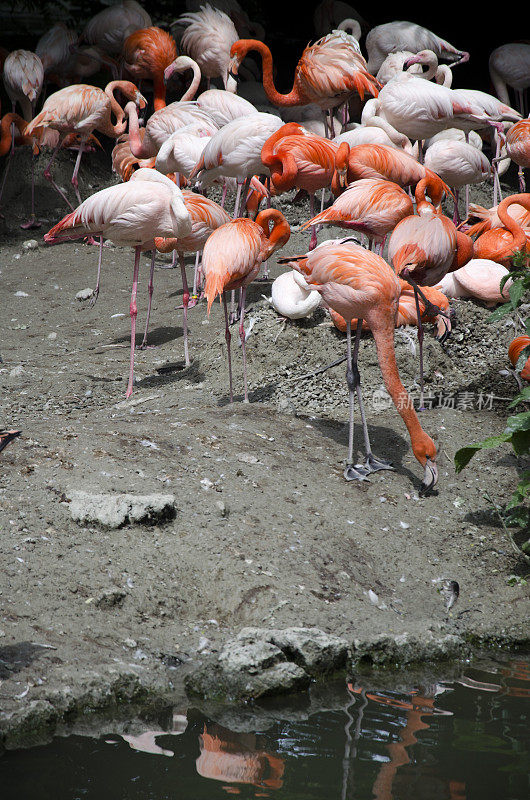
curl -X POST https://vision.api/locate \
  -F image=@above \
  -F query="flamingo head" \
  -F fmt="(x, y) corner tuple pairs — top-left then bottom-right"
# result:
(335, 142), (349, 189)
(413, 433), (438, 496)
(164, 55), (194, 84)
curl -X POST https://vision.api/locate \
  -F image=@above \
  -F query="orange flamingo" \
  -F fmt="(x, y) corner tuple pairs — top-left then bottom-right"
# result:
(154, 192), (231, 365)
(123, 27), (178, 111)
(203, 209), (290, 402)
(261, 122), (339, 248)
(279, 238), (438, 492)
(25, 80), (146, 209)
(229, 33), (379, 136)
(464, 201), (530, 240)
(508, 335), (530, 381)
(472, 193), (530, 266)
(388, 176), (473, 406)
(334, 141), (449, 198)
(196, 724), (284, 790)
(506, 120), (530, 191)
(303, 177), (414, 253)
(43, 170), (192, 399)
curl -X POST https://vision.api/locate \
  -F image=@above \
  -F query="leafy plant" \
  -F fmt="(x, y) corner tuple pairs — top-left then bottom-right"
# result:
(454, 249), (530, 557)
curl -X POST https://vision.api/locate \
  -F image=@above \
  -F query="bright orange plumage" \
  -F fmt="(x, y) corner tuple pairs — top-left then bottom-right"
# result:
(508, 335), (530, 380)
(123, 27), (178, 109)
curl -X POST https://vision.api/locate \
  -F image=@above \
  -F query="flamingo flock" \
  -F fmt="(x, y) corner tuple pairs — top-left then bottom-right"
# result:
(2, 1), (530, 495)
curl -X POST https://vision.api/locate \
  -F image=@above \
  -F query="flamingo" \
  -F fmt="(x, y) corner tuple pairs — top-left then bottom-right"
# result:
(188, 112), (284, 216)
(334, 121), (414, 154)
(303, 177), (413, 253)
(125, 99), (218, 160)
(334, 142), (450, 200)
(278, 237), (439, 493)
(508, 336), (530, 381)
(197, 724), (284, 790)
(154, 192), (230, 364)
(112, 131), (156, 183)
(464, 201), (530, 240)
(43, 169), (192, 399)
(489, 43), (530, 115)
(163, 55), (258, 126)
(365, 21), (469, 75)
(123, 27), (178, 111)
(228, 32), (379, 137)
(388, 177), (473, 405)
(176, 4), (239, 90)
(438, 260), (511, 306)
(472, 193), (530, 266)
(506, 120), (530, 191)
(82, 0), (152, 56)
(261, 122), (339, 248)
(375, 50), (424, 85)
(1, 49), (44, 227)
(202, 209), (290, 401)
(25, 80), (146, 209)
(423, 139), (492, 224)
(269, 270), (322, 319)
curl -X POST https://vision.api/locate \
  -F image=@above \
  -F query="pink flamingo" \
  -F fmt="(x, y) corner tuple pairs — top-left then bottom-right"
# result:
(154, 191), (231, 364)
(25, 80), (146, 209)
(44, 169), (192, 398)
(1, 49), (44, 228)
(176, 4), (239, 90)
(261, 122), (339, 249)
(506, 119), (530, 191)
(388, 176), (473, 405)
(278, 238), (438, 492)
(365, 21), (469, 75)
(303, 177), (413, 253)
(203, 209), (290, 402)
(125, 99), (218, 160)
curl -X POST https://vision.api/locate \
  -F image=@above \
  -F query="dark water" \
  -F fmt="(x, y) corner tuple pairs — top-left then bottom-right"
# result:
(2, 657), (529, 800)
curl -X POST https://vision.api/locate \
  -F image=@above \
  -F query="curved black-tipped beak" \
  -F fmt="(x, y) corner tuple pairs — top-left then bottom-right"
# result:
(419, 457), (438, 496)
(228, 69), (240, 84)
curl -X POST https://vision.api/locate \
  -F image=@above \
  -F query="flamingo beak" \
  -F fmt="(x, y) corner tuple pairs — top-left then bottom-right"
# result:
(404, 56), (421, 70)
(420, 457), (438, 496)
(338, 169), (347, 189)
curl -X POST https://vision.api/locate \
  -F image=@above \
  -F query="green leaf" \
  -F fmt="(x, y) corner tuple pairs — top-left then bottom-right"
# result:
(454, 434), (511, 472)
(504, 412), (530, 435)
(509, 387), (530, 407)
(509, 280), (525, 309)
(488, 303), (514, 323)
(510, 430), (530, 455)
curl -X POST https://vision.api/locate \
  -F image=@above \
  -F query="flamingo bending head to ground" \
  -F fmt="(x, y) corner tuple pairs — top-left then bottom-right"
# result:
(202, 209), (290, 402)
(44, 169), (191, 398)
(279, 237), (438, 493)
(123, 27), (178, 110)
(472, 193), (530, 267)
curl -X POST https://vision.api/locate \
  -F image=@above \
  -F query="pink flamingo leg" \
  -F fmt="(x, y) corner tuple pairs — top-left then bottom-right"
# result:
(412, 285), (426, 411)
(139, 250), (156, 349)
(126, 246), (142, 399)
(233, 180), (243, 218)
(44, 138), (75, 211)
(239, 286), (248, 402)
(452, 188), (460, 226)
(343, 320), (368, 482)
(222, 291), (234, 403)
(179, 253), (191, 366)
(71, 137), (87, 205)
(190, 251), (202, 306)
(89, 235), (104, 307)
(309, 193), (318, 250)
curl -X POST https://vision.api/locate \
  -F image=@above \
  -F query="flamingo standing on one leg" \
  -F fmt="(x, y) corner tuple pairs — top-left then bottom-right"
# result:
(153, 192), (231, 365)
(261, 122), (338, 249)
(388, 177), (473, 406)
(122, 27), (177, 110)
(303, 177), (413, 253)
(278, 237), (439, 493)
(202, 209), (290, 402)
(1, 49), (44, 228)
(43, 169), (192, 398)
(25, 80), (146, 209)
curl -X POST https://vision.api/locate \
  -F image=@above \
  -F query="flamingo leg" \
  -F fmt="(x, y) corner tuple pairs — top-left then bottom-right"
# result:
(233, 180), (243, 218)
(309, 193), (318, 250)
(352, 318), (393, 474)
(179, 253), (191, 366)
(412, 286), (426, 411)
(343, 321), (369, 482)
(126, 246), (142, 399)
(222, 291), (234, 403)
(71, 136), (88, 205)
(452, 188), (460, 226)
(89, 235), (104, 307)
(239, 286), (249, 402)
(191, 250), (202, 304)
(44, 137), (75, 211)
(139, 250), (156, 349)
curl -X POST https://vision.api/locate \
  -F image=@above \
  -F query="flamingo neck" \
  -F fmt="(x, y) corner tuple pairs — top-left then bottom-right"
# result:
(125, 102), (150, 159)
(256, 209), (291, 255)
(103, 82), (128, 135)
(235, 40), (303, 107)
(180, 60), (201, 101)
(153, 75), (167, 111)
(498, 193), (528, 251)
(0, 113), (29, 155)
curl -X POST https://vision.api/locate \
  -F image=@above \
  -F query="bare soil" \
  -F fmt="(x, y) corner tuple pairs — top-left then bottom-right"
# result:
(0, 145), (528, 746)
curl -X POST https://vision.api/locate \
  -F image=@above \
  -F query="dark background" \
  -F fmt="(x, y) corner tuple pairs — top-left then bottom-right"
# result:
(0, 0), (525, 97)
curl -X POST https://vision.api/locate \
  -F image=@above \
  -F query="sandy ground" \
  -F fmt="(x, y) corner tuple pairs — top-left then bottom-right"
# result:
(0, 145), (529, 746)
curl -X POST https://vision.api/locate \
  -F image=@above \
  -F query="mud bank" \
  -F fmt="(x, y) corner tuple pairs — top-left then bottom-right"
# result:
(0, 147), (529, 749)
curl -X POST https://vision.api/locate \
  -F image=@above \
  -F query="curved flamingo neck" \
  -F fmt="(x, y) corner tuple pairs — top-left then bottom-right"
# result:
(256, 209), (291, 254)
(498, 193), (529, 251)
(104, 82), (130, 135)
(233, 40), (303, 107)
(0, 113), (29, 155)
(181, 59), (201, 101)
(153, 75), (167, 111)
(125, 102), (150, 159)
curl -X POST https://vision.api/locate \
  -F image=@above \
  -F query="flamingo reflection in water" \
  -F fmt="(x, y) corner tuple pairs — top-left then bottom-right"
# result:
(196, 723), (284, 795)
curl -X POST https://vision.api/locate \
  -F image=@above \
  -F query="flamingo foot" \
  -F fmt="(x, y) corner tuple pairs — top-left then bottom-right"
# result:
(364, 453), (394, 474)
(20, 216), (41, 230)
(344, 463), (370, 482)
